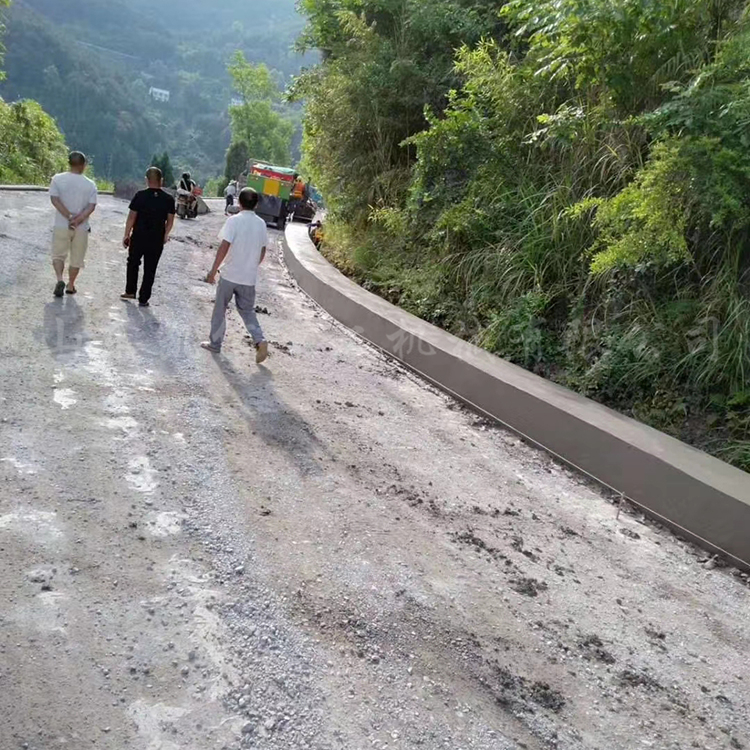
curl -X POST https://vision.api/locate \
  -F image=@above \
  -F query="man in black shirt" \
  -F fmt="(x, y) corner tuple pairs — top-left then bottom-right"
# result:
(121, 166), (176, 307)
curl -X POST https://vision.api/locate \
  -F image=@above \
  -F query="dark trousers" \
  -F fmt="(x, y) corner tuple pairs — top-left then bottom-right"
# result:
(126, 238), (164, 303)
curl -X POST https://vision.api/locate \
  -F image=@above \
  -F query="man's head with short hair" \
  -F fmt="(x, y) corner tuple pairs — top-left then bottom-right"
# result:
(238, 187), (259, 211)
(146, 166), (163, 187)
(68, 151), (87, 174)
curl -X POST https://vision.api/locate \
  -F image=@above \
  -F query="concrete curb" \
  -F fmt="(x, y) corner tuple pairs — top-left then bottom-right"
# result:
(284, 223), (750, 571)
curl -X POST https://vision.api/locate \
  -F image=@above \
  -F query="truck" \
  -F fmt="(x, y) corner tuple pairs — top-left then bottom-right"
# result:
(243, 162), (296, 230)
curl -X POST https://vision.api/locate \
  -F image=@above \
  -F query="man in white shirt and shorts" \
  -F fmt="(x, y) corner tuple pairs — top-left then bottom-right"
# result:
(49, 151), (98, 297)
(201, 187), (270, 364)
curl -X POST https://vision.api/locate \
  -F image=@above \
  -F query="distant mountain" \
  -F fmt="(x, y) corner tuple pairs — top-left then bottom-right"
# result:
(0, 0), (310, 181)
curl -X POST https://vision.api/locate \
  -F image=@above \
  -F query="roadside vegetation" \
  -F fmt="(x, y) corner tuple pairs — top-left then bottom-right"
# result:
(295, 0), (750, 471)
(0, 0), (66, 184)
(0, 97), (67, 184)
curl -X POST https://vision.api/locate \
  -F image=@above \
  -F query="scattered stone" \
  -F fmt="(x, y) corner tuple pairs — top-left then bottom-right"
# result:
(619, 669), (662, 691)
(580, 635), (616, 664)
(510, 577), (548, 598)
(619, 527), (641, 540)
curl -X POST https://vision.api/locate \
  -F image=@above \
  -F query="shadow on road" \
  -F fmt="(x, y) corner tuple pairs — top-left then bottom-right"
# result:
(41, 297), (89, 358)
(213, 353), (327, 476)
(124, 300), (162, 353)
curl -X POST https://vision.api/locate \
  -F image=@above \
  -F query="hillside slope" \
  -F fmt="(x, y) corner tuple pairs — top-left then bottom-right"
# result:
(0, 0), (308, 180)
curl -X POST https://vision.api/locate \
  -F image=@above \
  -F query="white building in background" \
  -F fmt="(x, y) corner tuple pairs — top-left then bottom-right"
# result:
(230, 97), (244, 108)
(149, 87), (170, 102)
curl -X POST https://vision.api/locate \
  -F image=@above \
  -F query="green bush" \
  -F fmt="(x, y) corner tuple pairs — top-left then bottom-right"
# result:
(0, 97), (67, 183)
(297, 0), (750, 471)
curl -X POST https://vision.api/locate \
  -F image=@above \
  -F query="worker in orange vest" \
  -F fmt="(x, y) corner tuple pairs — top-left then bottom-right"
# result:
(291, 175), (306, 201)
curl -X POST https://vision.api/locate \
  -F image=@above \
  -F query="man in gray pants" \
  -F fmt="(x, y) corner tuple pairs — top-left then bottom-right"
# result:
(201, 188), (269, 364)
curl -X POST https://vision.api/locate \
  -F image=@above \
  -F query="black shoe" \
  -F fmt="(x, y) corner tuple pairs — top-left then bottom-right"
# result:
(139, 301), (150, 308)
(54, 281), (65, 298)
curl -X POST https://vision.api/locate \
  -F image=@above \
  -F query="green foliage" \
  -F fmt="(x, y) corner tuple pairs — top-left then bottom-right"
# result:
(0, 0), (309, 181)
(0, 0), (8, 80)
(0, 97), (67, 183)
(293, 0), (506, 223)
(150, 152), (175, 187)
(225, 141), (250, 181)
(228, 52), (293, 166)
(204, 177), (222, 198)
(589, 137), (750, 273)
(228, 53), (279, 102)
(298, 0), (750, 470)
(501, 0), (742, 112)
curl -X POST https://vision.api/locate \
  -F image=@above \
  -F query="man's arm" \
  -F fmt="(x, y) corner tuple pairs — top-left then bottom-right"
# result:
(50, 196), (73, 223)
(164, 213), (175, 245)
(49, 177), (71, 222)
(205, 240), (231, 284)
(70, 202), (96, 228)
(123, 210), (138, 247)
(260, 246), (267, 265)
(71, 184), (98, 228)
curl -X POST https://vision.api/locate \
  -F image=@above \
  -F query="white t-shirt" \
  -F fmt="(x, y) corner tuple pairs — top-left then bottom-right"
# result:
(49, 172), (98, 230)
(218, 210), (268, 286)
(225, 182), (237, 197)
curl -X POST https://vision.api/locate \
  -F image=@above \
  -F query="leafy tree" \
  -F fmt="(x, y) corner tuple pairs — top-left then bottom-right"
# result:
(1, 0), (68, 185)
(0, 98), (67, 183)
(293, 0), (505, 222)
(227, 51), (293, 165)
(0, 0), (8, 79)
(225, 140), (250, 180)
(228, 52), (278, 102)
(150, 151), (175, 187)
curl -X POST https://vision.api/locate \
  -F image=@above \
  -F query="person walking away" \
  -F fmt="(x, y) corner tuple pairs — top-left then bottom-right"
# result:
(224, 180), (238, 215)
(201, 187), (269, 364)
(120, 166), (176, 307)
(49, 151), (98, 297)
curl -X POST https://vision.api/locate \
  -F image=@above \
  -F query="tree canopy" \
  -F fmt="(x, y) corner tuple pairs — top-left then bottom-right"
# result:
(227, 51), (293, 168)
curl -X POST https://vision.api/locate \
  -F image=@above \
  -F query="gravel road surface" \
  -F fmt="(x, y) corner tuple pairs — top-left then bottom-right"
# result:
(1, 192), (749, 750)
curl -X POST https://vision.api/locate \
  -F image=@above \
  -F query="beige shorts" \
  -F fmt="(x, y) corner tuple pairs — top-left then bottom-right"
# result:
(51, 228), (89, 268)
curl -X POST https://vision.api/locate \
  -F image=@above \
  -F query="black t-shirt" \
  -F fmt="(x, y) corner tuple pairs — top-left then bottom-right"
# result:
(130, 189), (176, 244)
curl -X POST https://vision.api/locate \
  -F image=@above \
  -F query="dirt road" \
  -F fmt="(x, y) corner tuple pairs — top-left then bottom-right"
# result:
(1, 191), (749, 750)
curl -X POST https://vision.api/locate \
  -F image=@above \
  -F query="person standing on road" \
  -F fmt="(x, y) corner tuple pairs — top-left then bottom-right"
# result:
(49, 151), (98, 297)
(201, 187), (269, 364)
(120, 166), (176, 308)
(224, 180), (238, 215)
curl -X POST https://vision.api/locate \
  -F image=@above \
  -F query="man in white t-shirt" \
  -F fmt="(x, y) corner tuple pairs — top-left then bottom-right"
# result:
(201, 187), (270, 364)
(224, 180), (238, 215)
(49, 151), (98, 297)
